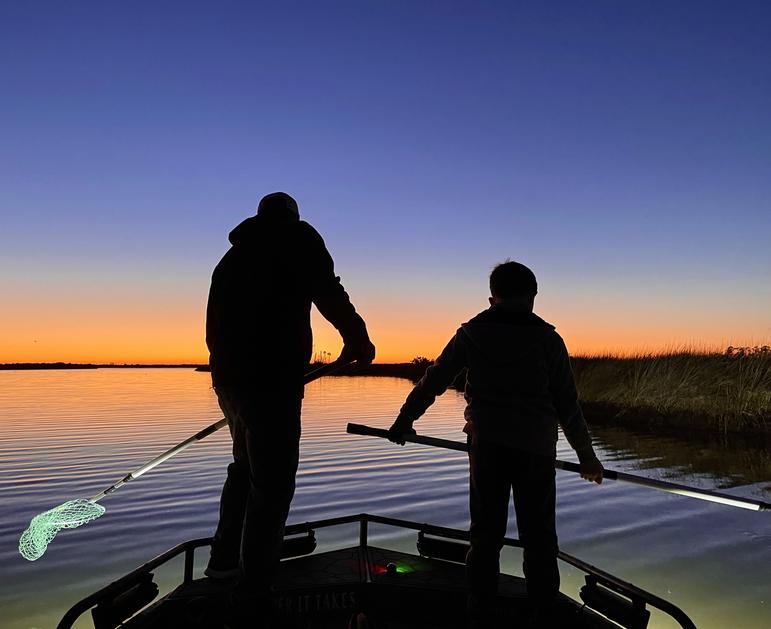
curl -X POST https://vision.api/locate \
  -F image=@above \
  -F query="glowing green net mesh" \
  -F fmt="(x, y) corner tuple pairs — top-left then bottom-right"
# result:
(19, 499), (106, 561)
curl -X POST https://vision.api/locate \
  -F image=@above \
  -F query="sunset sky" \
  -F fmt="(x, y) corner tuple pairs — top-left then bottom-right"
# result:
(2, 2), (769, 364)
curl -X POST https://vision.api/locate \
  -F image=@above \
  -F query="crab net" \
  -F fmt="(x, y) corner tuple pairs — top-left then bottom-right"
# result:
(19, 498), (106, 561)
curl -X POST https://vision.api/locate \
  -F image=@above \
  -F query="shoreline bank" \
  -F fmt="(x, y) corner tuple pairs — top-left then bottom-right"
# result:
(3, 355), (768, 436)
(0, 362), (206, 370)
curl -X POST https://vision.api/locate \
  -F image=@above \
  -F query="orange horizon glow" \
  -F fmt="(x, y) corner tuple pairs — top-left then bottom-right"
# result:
(4, 252), (768, 366)
(1, 281), (766, 364)
(1, 305), (763, 365)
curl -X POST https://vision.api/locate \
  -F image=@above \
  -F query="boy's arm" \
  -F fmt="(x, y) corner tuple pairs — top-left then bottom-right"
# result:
(388, 331), (467, 442)
(548, 334), (603, 483)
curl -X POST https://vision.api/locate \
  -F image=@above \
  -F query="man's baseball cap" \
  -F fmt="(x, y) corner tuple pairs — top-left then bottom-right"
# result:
(257, 192), (300, 220)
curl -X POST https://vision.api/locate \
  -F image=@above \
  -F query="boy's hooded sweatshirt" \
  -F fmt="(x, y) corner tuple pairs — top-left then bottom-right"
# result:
(396, 304), (595, 460)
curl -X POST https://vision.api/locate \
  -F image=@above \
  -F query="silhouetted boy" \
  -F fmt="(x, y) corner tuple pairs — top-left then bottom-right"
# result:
(388, 261), (602, 626)
(206, 192), (375, 628)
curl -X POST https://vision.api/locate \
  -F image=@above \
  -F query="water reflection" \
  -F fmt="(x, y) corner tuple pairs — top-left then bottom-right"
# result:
(590, 424), (771, 491)
(0, 370), (769, 629)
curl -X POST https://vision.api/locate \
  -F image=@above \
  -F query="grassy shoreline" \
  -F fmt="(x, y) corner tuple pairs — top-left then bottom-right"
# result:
(571, 349), (770, 435)
(334, 349), (771, 435)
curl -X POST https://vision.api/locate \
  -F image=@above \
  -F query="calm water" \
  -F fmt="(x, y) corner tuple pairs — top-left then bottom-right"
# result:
(1, 370), (769, 629)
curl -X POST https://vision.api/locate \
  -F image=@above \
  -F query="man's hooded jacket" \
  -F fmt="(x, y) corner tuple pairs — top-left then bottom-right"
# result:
(206, 214), (369, 395)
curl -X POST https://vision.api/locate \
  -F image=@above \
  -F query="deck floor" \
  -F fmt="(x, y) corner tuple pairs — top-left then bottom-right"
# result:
(124, 546), (615, 628)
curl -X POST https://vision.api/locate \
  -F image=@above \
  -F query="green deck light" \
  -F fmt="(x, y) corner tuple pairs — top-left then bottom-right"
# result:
(382, 561), (415, 575)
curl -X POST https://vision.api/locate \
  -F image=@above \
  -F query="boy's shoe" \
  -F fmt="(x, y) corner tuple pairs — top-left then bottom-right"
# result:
(347, 612), (371, 629)
(466, 593), (495, 629)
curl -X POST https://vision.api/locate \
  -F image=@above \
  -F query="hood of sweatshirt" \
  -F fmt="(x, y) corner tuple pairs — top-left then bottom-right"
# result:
(228, 214), (301, 246)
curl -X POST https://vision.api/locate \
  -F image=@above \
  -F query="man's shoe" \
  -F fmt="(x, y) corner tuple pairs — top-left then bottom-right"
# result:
(223, 587), (275, 629)
(525, 598), (564, 629)
(204, 561), (241, 581)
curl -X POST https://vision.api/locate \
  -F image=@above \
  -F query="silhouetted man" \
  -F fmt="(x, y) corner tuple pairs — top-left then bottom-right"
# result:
(206, 192), (375, 627)
(388, 261), (602, 628)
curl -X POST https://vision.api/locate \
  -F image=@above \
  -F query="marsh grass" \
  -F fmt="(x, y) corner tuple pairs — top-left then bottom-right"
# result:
(572, 346), (771, 433)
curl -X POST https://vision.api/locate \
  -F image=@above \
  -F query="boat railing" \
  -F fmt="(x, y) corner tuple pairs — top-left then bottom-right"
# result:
(58, 512), (696, 629)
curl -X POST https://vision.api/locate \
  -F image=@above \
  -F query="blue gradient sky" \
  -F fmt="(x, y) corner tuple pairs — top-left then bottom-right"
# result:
(1, 2), (769, 362)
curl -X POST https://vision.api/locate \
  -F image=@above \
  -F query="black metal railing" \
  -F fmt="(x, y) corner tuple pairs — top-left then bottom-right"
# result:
(58, 513), (696, 629)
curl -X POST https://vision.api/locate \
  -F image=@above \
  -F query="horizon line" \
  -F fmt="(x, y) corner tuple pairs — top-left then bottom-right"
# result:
(2, 344), (769, 369)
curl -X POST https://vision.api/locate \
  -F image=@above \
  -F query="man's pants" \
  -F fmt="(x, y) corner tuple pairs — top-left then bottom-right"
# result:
(466, 437), (559, 605)
(210, 386), (302, 590)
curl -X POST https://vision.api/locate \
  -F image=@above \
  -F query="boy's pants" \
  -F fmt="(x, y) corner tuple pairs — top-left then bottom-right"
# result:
(466, 437), (559, 606)
(210, 386), (302, 591)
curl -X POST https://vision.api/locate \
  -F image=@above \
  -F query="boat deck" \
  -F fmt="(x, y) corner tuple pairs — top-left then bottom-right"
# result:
(123, 546), (613, 629)
(58, 514), (695, 629)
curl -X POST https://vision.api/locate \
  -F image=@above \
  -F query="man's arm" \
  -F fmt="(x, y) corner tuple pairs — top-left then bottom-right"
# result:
(388, 332), (467, 443)
(305, 224), (375, 364)
(548, 334), (603, 483)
